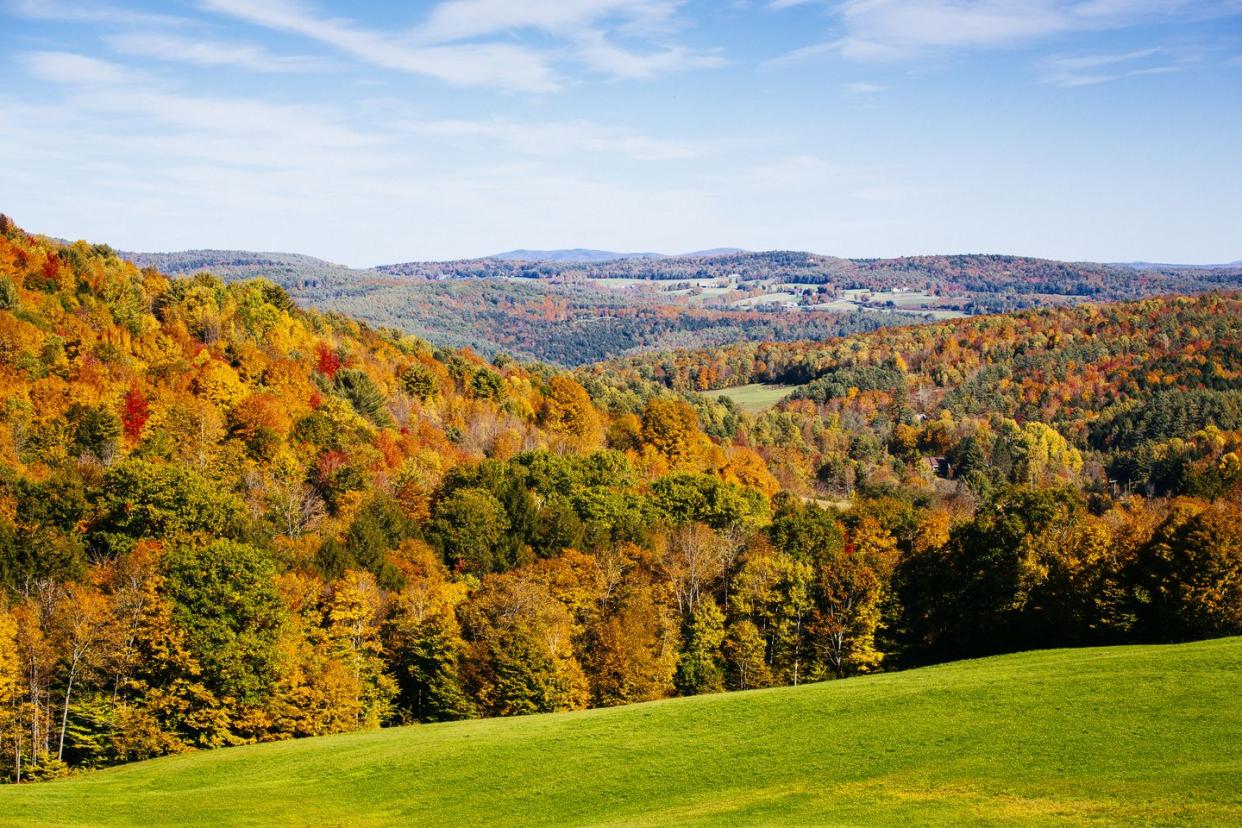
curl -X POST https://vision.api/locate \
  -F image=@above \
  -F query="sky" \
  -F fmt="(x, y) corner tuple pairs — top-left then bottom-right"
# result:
(1, 1), (1240, 266)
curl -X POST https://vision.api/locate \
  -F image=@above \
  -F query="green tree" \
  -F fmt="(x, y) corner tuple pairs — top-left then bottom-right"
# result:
(400, 363), (440, 401)
(163, 540), (285, 707)
(1131, 502), (1242, 639)
(92, 461), (249, 556)
(724, 619), (772, 690)
(430, 488), (511, 573)
(333, 368), (391, 427)
(675, 596), (725, 695)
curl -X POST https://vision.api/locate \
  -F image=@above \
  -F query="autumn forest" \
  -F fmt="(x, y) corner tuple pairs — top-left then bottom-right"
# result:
(0, 217), (1239, 783)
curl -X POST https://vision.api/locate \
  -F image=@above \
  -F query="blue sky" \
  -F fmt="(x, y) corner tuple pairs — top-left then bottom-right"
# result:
(1, 1), (1239, 265)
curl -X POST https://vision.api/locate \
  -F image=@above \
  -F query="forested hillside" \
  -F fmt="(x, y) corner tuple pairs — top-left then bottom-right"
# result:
(296, 277), (905, 366)
(589, 293), (1242, 495)
(124, 250), (918, 365)
(0, 219), (1239, 784)
(123, 247), (1242, 366)
(376, 250), (1242, 305)
(122, 249), (371, 291)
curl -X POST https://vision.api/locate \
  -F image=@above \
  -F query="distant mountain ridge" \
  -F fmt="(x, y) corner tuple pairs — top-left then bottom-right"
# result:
(490, 249), (666, 263)
(489, 247), (748, 262)
(118, 246), (1242, 306)
(1114, 260), (1242, 269)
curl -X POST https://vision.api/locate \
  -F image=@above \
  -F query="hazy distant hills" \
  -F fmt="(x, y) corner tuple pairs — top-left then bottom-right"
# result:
(490, 248), (666, 262)
(109, 243), (1242, 365)
(489, 247), (748, 262)
(1115, 260), (1242, 269)
(122, 248), (382, 288)
(112, 250), (1235, 318)
(121, 245), (1242, 294)
(119, 246), (1242, 307)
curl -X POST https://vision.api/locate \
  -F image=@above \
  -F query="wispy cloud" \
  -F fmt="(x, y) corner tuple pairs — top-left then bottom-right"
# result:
(24, 50), (141, 84)
(574, 30), (726, 79)
(197, 0), (721, 91)
(20, 51), (376, 159)
(771, 0), (1242, 62)
(6, 48), (715, 260)
(1037, 46), (1180, 86)
(106, 32), (330, 73)
(414, 0), (683, 42)
(7, 0), (188, 27)
(198, 0), (560, 92)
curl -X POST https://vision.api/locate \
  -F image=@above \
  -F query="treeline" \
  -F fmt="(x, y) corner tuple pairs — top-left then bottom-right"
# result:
(0, 219), (1239, 784)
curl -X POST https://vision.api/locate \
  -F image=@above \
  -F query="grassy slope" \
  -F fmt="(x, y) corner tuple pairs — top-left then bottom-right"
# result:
(2, 639), (1240, 827)
(713, 383), (797, 413)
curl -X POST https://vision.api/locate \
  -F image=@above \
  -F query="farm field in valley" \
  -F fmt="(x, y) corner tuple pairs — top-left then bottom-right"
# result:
(712, 383), (798, 412)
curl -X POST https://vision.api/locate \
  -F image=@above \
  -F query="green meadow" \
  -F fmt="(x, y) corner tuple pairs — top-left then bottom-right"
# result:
(714, 383), (797, 413)
(2, 637), (1240, 827)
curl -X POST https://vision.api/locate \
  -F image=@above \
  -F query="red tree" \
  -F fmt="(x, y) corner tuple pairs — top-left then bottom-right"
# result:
(316, 344), (341, 378)
(121, 386), (150, 440)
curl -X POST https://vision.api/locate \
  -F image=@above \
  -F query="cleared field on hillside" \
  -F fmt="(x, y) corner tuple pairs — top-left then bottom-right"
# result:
(2, 638), (1239, 827)
(713, 383), (797, 412)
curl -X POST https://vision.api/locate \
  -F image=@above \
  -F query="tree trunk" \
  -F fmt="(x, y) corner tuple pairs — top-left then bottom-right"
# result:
(58, 665), (76, 761)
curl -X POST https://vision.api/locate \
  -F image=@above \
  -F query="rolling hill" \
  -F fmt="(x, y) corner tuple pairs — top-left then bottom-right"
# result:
(489, 248), (668, 262)
(113, 241), (1242, 366)
(1, 637), (1238, 827)
(119, 248), (381, 289)
(489, 248), (748, 262)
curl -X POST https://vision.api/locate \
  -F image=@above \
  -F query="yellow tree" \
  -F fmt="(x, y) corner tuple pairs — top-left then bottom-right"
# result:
(539, 376), (602, 453)
(641, 397), (705, 469)
(326, 571), (396, 728)
(51, 584), (114, 761)
(0, 607), (23, 781)
(813, 517), (898, 676)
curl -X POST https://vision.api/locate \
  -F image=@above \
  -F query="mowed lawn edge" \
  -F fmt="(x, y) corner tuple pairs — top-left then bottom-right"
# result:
(1, 637), (1239, 827)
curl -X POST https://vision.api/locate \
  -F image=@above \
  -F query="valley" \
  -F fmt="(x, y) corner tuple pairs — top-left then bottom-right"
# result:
(122, 246), (1242, 366)
(5, 1), (1240, 823)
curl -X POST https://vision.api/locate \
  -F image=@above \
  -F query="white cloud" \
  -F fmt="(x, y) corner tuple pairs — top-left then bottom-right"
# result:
(844, 81), (885, 93)
(772, 0), (1242, 62)
(7, 0), (188, 27)
(415, 0), (682, 42)
(1038, 47), (1181, 86)
(198, 0), (720, 89)
(19, 52), (377, 158)
(24, 50), (141, 84)
(3, 48), (726, 262)
(1042, 46), (1160, 70)
(574, 30), (726, 79)
(199, 0), (561, 92)
(106, 32), (329, 73)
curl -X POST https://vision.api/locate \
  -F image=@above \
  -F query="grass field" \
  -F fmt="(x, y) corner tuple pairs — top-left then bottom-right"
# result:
(1, 638), (1239, 827)
(713, 383), (797, 412)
